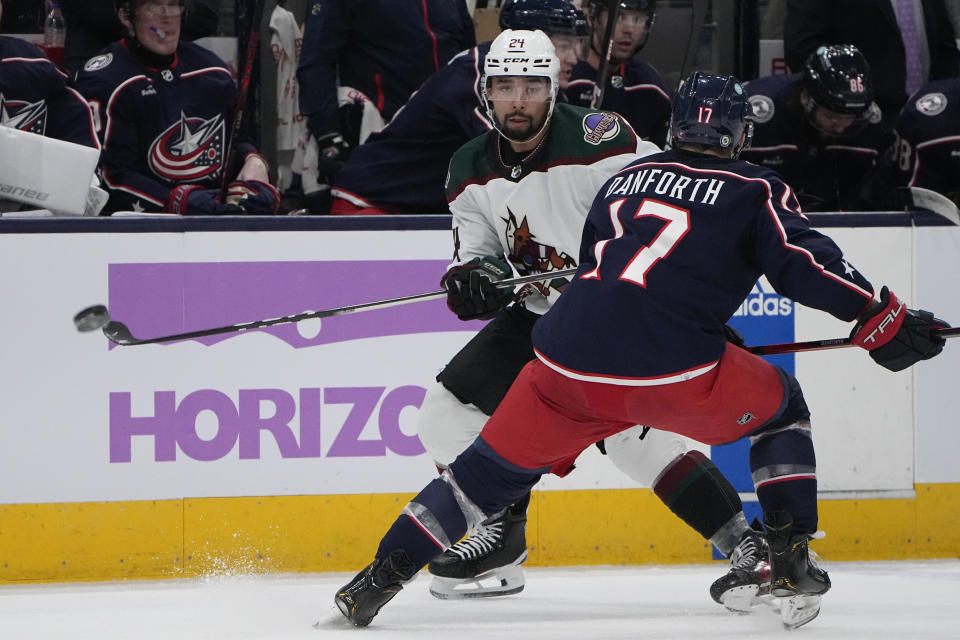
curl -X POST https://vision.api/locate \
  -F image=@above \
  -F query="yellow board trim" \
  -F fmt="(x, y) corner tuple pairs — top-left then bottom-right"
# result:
(2, 484), (959, 583)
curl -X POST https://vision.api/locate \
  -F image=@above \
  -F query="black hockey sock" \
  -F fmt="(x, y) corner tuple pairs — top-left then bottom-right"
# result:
(653, 451), (744, 550)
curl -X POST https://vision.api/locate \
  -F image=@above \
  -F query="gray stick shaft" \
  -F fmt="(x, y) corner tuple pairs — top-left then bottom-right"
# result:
(103, 267), (579, 346)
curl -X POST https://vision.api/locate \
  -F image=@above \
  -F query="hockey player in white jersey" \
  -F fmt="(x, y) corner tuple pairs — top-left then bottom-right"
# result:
(412, 28), (769, 608)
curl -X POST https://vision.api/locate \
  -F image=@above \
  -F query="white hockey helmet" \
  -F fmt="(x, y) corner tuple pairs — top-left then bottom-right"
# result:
(482, 29), (560, 140)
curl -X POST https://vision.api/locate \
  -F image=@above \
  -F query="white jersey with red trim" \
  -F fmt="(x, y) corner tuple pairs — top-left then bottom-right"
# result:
(444, 103), (659, 315)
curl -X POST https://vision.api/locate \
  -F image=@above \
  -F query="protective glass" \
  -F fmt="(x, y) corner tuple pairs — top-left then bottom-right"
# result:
(141, 3), (185, 18)
(486, 78), (552, 102)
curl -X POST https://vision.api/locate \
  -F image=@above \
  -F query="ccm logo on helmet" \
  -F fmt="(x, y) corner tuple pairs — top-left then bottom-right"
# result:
(502, 58), (531, 63)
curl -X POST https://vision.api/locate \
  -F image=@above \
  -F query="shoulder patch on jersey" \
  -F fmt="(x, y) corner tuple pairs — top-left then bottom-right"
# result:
(748, 95), (775, 124)
(582, 112), (620, 145)
(866, 102), (883, 124)
(915, 92), (948, 116)
(84, 53), (113, 72)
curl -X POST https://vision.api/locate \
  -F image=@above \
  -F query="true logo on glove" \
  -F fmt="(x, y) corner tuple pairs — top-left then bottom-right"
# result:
(858, 300), (904, 346)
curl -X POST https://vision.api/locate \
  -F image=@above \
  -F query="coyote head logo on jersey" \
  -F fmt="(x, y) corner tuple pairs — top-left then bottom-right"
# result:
(503, 207), (575, 298)
(0, 95), (47, 135)
(148, 112), (225, 183)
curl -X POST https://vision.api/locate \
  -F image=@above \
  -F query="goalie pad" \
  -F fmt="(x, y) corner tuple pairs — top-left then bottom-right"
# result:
(0, 125), (100, 215)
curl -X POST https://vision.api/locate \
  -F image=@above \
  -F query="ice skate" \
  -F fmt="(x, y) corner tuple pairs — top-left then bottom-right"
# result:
(428, 500), (527, 599)
(709, 522), (771, 613)
(764, 510), (831, 630)
(334, 549), (417, 627)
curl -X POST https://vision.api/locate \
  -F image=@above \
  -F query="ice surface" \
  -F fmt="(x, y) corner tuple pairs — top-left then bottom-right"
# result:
(1, 561), (958, 639)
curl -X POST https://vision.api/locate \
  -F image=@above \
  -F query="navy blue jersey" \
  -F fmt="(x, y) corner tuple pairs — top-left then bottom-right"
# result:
(298, 0), (476, 136)
(74, 41), (257, 213)
(888, 78), (960, 200)
(532, 149), (875, 383)
(331, 42), (493, 214)
(742, 74), (891, 211)
(566, 58), (671, 147)
(0, 36), (98, 148)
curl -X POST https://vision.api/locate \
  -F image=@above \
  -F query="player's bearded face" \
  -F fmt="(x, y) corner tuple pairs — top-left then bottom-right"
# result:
(592, 9), (646, 61)
(489, 77), (552, 141)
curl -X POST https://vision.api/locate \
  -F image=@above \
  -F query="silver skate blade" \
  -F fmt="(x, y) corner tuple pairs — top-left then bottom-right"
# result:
(780, 593), (822, 630)
(313, 604), (353, 629)
(429, 564), (525, 600)
(718, 584), (761, 613)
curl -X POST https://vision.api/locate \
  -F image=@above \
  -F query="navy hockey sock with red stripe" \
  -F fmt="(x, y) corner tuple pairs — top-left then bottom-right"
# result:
(376, 477), (468, 568)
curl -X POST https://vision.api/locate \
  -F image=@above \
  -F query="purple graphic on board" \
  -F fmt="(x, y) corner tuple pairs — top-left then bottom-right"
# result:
(107, 260), (476, 348)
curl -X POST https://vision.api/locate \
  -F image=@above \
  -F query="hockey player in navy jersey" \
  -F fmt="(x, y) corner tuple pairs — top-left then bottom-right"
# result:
(297, 0), (475, 184)
(331, 71), (949, 630)
(330, 0), (588, 215)
(867, 77), (960, 206)
(566, 0), (671, 147)
(1, 0), (103, 214)
(742, 44), (890, 211)
(73, 0), (279, 215)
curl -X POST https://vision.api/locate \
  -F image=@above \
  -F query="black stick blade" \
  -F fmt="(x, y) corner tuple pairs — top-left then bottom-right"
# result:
(74, 305), (111, 332)
(102, 321), (139, 345)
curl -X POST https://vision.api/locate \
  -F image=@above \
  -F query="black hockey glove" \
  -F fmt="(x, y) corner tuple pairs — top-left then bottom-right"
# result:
(723, 324), (746, 348)
(850, 286), (949, 372)
(315, 131), (351, 176)
(441, 256), (515, 321)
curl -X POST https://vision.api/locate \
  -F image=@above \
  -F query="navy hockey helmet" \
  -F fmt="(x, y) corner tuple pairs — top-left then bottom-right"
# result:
(803, 44), (874, 116)
(669, 71), (753, 158)
(500, 0), (589, 37)
(115, 0), (188, 19)
(587, 0), (657, 48)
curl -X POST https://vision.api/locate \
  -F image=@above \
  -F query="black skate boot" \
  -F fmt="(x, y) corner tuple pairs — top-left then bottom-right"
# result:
(427, 497), (528, 599)
(763, 510), (831, 629)
(709, 521), (771, 612)
(334, 549), (418, 627)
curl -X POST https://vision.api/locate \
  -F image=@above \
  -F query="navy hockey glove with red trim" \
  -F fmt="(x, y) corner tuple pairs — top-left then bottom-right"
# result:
(225, 180), (282, 214)
(850, 286), (948, 371)
(168, 185), (242, 215)
(315, 131), (351, 176)
(441, 256), (515, 321)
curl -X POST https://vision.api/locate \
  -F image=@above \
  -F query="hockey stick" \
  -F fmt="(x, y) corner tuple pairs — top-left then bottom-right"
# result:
(904, 186), (960, 225)
(219, 0), (268, 200)
(590, 0), (622, 109)
(75, 268), (578, 346)
(745, 326), (960, 356)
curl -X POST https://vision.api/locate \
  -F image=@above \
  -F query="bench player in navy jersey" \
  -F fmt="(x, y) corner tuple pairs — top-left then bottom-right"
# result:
(73, 0), (279, 215)
(866, 77), (960, 207)
(296, 0), (475, 186)
(330, 71), (949, 630)
(566, 0), (671, 147)
(0, 0), (101, 213)
(329, 0), (588, 215)
(742, 44), (890, 211)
